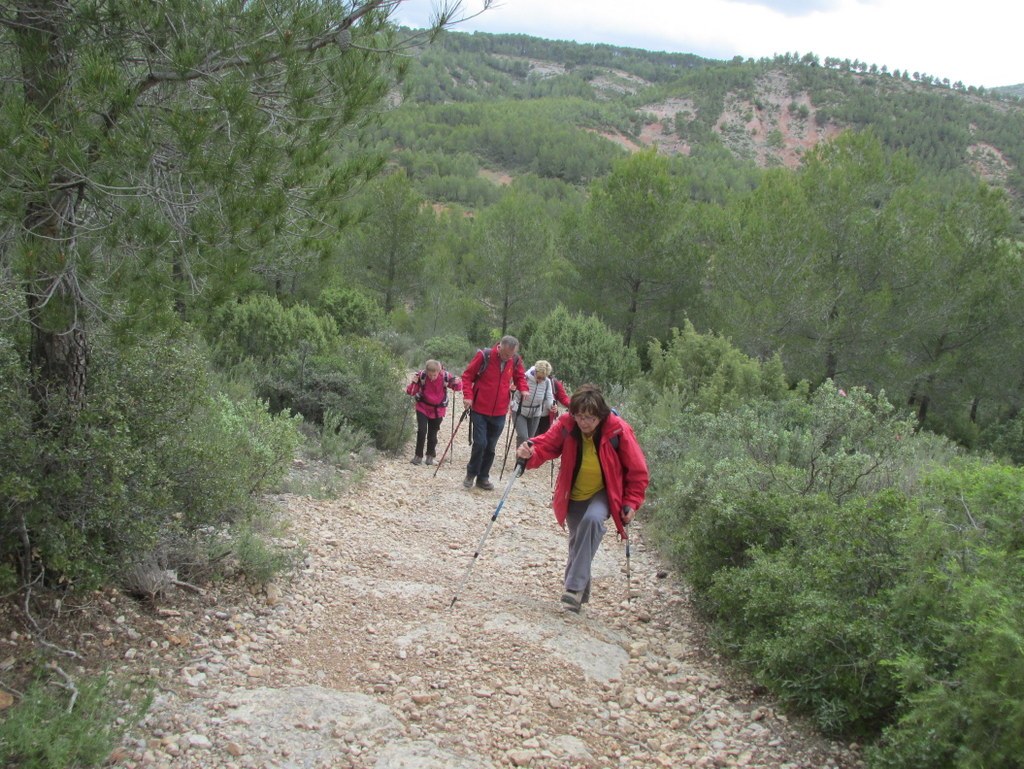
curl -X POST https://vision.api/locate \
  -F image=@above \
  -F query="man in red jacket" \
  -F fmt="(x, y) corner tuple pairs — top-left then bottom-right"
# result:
(460, 335), (529, 490)
(516, 384), (649, 612)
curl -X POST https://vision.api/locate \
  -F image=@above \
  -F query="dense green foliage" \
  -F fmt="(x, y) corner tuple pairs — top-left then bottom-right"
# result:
(526, 306), (640, 390)
(0, 322), (302, 587)
(0, 0), (425, 596)
(636, 327), (1024, 766)
(0, 673), (149, 769)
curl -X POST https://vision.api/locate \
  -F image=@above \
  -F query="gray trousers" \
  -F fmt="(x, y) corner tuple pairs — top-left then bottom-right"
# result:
(564, 491), (608, 602)
(514, 413), (542, 446)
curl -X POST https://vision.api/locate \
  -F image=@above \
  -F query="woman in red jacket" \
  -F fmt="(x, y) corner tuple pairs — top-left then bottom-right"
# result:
(516, 384), (649, 613)
(405, 360), (462, 465)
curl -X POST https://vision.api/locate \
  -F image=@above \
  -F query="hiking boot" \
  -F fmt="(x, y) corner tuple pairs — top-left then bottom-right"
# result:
(476, 477), (495, 490)
(561, 590), (583, 613)
(425, 455), (435, 466)
(411, 456), (423, 465)
(463, 474), (475, 489)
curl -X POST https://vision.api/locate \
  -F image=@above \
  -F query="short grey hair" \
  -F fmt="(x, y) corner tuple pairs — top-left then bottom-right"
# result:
(499, 335), (519, 350)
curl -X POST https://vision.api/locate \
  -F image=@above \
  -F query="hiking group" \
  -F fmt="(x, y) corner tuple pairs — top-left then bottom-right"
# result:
(405, 335), (649, 613)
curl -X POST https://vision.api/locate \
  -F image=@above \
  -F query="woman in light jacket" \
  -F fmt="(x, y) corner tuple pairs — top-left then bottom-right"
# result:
(512, 359), (555, 446)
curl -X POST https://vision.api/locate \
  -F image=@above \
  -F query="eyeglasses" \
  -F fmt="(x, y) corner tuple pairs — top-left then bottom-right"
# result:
(573, 413), (600, 423)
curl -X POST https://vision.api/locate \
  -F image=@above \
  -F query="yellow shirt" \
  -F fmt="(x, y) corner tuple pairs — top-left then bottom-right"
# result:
(570, 434), (604, 501)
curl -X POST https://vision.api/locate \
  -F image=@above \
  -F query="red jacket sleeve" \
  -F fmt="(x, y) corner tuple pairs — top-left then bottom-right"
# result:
(554, 379), (571, 407)
(405, 373), (421, 397)
(512, 357), (529, 394)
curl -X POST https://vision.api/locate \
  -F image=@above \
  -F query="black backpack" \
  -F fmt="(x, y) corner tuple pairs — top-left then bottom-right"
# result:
(415, 367), (453, 408)
(476, 348), (520, 378)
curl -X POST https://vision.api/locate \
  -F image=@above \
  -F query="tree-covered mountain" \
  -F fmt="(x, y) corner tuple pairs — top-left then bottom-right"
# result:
(385, 29), (1024, 209)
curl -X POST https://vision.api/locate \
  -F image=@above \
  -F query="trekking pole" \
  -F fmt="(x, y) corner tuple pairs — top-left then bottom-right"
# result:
(398, 395), (413, 454)
(449, 407), (456, 463)
(623, 516), (633, 606)
(625, 537), (632, 605)
(498, 400), (523, 481)
(433, 408), (469, 478)
(449, 457), (527, 610)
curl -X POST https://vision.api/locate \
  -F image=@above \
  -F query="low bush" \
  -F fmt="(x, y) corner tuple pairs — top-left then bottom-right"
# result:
(208, 294), (338, 366)
(421, 334), (476, 370)
(528, 305), (640, 390)
(867, 462), (1024, 769)
(0, 327), (302, 589)
(639, 332), (1024, 764)
(228, 516), (302, 587)
(317, 285), (386, 337)
(258, 336), (410, 452)
(0, 671), (150, 769)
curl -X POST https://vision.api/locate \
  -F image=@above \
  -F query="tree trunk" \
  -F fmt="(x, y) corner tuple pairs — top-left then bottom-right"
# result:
(916, 393), (930, 423)
(624, 280), (640, 348)
(17, 0), (89, 410)
(26, 279), (88, 408)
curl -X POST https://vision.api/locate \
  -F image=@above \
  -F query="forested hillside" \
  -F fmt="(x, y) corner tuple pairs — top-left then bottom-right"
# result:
(386, 30), (1024, 205)
(3, 8), (1024, 769)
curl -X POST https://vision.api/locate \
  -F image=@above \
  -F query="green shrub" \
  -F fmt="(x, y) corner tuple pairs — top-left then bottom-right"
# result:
(317, 408), (374, 468)
(1, 327), (302, 588)
(978, 411), (1024, 465)
(228, 516), (302, 587)
(317, 285), (385, 336)
(644, 320), (789, 413)
(208, 294), (338, 366)
(259, 336), (410, 452)
(0, 672), (150, 769)
(708, 491), (911, 734)
(528, 305), (640, 390)
(421, 334), (476, 370)
(641, 381), (955, 740)
(868, 462), (1024, 769)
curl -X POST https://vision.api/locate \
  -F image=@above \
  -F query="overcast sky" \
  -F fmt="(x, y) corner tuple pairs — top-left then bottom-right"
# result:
(394, 0), (1021, 89)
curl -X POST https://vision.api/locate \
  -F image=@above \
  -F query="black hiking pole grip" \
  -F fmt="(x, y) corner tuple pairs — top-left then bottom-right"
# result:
(433, 408), (469, 478)
(449, 458), (527, 610)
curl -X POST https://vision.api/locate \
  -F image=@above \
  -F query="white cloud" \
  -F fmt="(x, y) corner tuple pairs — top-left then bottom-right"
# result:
(394, 0), (1023, 87)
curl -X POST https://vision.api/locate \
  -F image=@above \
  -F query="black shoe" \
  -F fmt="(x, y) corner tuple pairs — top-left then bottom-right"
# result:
(476, 477), (494, 490)
(463, 474), (475, 489)
(561, 590), (583, 613)
(411, 456), (422, 465)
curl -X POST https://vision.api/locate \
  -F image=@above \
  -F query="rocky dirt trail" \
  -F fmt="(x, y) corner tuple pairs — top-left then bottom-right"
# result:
(103, 426), (866, 769)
